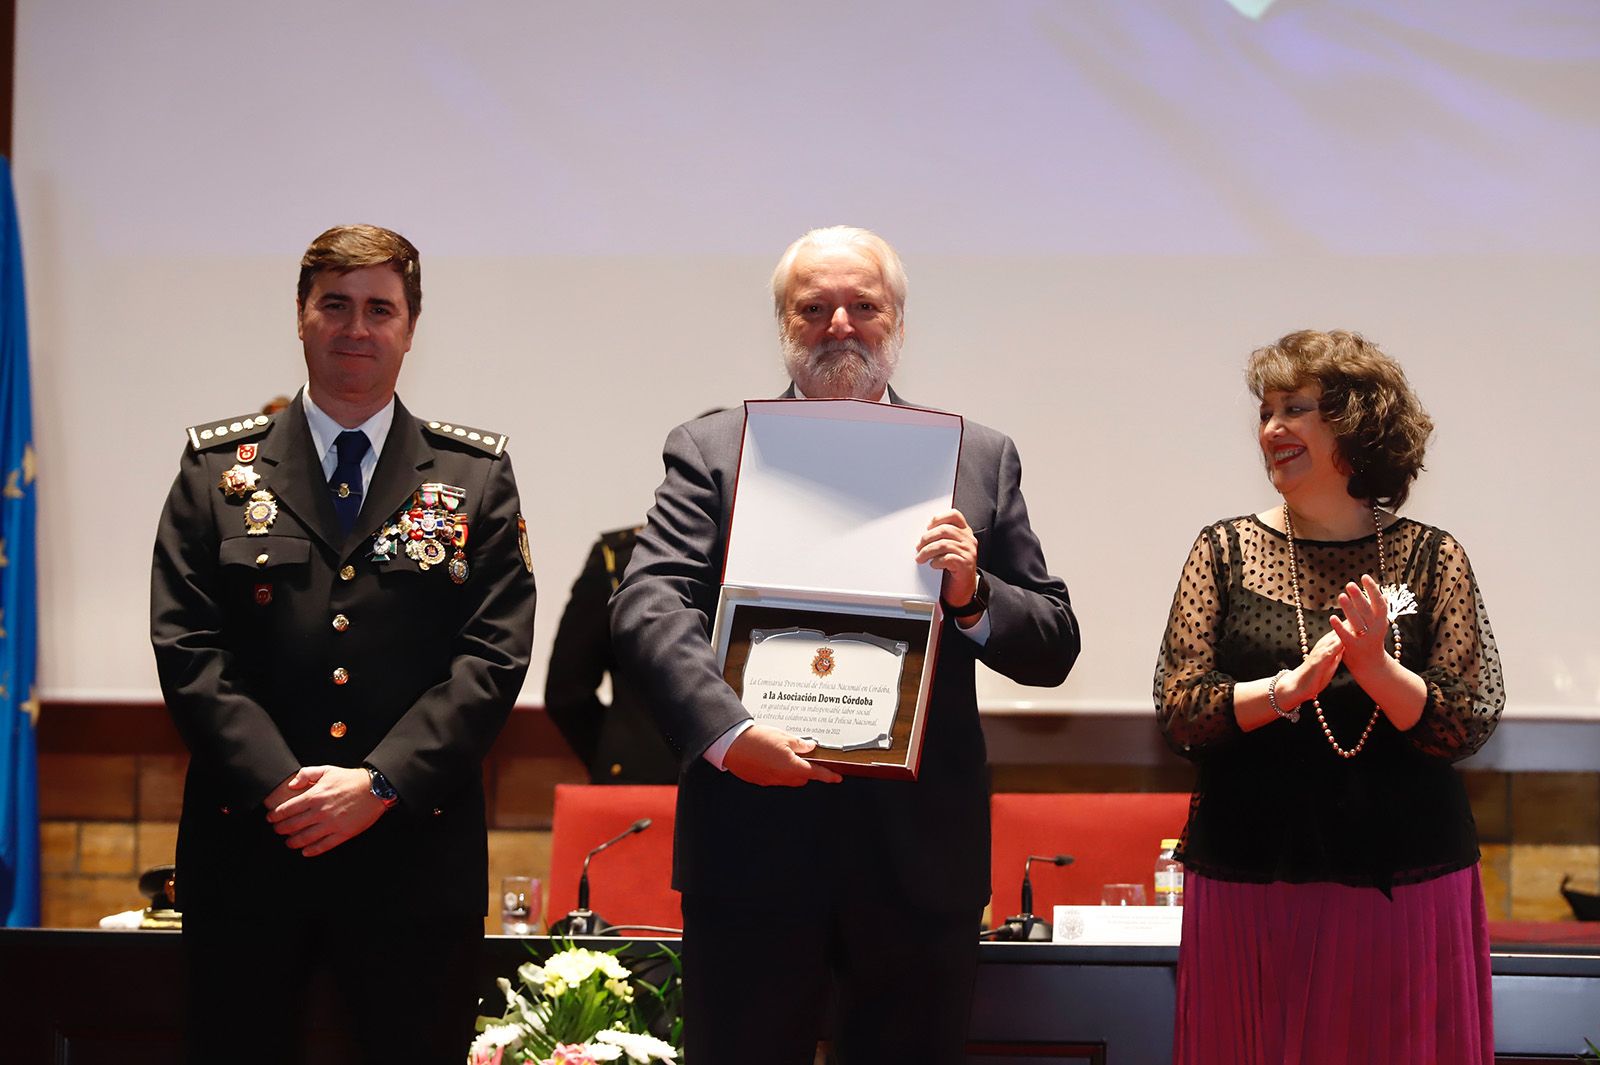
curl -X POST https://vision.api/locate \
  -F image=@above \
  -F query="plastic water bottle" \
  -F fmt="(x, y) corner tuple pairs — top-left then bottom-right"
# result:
(1155, 838), (1184, 907)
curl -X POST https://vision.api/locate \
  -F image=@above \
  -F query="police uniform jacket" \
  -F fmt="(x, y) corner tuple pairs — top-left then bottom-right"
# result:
(151, 395), (536, 918)
(545, 527), (679, 785)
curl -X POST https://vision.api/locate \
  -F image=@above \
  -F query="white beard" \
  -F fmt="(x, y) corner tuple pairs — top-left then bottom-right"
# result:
(781, 332), (901, 400)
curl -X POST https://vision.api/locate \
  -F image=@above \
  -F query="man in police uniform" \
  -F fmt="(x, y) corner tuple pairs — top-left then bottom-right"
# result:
(545, 525), (679, 784)
(151, 225), (536, 1064)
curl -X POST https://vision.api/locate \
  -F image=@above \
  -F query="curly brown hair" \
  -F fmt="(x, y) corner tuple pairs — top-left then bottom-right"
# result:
(1246, 330), (1434, 509)
(296, 224), (422, 322)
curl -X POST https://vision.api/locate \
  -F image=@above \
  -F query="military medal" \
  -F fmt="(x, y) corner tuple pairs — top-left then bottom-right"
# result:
(418, 538), (448, 567)
(218, 464), (259, 498)
(421, 483), (465, 513)
(448, 517), (470, 584)
(369, 521), (400, 563)
(388, 485), (470, 574)
(244, 489), (278, 535)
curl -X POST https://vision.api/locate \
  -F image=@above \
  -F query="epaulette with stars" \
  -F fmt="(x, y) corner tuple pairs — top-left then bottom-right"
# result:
(424, 419), (509, 457)
(186, 411), (275, 451)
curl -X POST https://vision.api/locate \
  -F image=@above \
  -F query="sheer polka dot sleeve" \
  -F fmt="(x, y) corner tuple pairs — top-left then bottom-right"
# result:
(1408, 532), (1505, 760)
(1155, 525), (1240, 758)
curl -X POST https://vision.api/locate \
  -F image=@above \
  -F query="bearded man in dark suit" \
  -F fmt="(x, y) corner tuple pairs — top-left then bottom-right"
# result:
(610, 225), (1080, 1065)
(151, 224), (536, 1064)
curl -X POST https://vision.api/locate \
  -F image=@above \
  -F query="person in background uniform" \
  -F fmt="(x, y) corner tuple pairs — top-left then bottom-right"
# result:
(610, 225), (1080, 1065)
(545, 525), (679, 784)
(150, 224), (537, 1065)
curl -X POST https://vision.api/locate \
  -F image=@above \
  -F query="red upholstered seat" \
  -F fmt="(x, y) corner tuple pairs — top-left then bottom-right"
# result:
(989, 792), (1192, 917)
(546, 784), (681, 932)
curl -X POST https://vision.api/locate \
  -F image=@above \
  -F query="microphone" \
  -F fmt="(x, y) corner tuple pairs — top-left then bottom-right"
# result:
(552, 818), (652, 937)
(996, 853), (1073, 941)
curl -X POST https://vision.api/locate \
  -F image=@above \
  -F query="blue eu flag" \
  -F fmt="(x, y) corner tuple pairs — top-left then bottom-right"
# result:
(0, 157), (40, 926)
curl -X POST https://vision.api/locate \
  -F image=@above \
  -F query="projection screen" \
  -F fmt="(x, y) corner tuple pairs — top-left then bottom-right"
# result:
(13, 1), (1600, 718)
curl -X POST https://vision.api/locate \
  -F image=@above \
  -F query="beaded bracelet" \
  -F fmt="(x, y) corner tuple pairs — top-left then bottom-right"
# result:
(1267, 669), (1300, 724)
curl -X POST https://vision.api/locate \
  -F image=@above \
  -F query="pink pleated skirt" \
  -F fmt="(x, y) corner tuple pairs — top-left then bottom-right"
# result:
(1174, 866), (1493, 1065)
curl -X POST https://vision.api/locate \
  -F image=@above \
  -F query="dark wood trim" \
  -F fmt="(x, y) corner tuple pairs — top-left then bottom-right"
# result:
(37, 701), (585, 829)
(37, 700), (568, 757)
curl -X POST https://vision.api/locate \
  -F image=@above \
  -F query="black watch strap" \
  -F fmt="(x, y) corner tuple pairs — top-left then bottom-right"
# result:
(945, 573), (989, 618)
(365, 765), (399, 809)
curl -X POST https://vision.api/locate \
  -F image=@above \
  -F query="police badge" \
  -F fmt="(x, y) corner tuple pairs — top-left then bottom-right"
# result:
(243, 489), (278, 535)
(218, 464), (259, 498)
(517, 513), (533, 574)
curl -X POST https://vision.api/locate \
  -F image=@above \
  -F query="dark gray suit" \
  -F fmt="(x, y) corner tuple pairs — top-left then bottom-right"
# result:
(611, 391), (1078, 1063)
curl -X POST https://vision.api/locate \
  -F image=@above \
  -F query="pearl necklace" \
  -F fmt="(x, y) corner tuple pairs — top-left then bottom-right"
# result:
(1282, 503), (1403, 759)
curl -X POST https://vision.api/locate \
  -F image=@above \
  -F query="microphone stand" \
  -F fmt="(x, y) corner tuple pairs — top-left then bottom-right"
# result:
(991, 854), (1073, 941)
(550, 818), (653, 937)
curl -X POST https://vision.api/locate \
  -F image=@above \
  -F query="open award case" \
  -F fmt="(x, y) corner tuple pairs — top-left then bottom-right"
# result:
(710, 398), (964, 780)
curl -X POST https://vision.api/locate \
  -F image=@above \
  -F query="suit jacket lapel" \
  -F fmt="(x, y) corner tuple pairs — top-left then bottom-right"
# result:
(354, 397), (434, 556)
(259, 397), (342, 553)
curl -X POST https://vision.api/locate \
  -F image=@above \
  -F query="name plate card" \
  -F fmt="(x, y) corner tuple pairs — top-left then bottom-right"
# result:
(1051, 906), (1183, 945)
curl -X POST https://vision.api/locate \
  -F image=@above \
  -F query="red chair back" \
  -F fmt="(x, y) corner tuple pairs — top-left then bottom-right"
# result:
(546, 784), (680, 932)
(989, 792), (1191, 916)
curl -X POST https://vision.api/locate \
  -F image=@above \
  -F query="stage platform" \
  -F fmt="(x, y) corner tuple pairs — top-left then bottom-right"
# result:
(1, 929), (1597, 1063)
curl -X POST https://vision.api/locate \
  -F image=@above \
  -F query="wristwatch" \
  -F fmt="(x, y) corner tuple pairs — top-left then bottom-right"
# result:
(945, 572), (989, 618)
(364, 765), (399, 810)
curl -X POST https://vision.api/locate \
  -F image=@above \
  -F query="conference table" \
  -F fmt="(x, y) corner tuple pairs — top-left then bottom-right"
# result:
(1, 929), (1596, 1063)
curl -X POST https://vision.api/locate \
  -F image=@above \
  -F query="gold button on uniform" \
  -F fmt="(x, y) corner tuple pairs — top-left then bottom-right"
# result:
(255, 553), (269, 567)
(331, 667), (349, 685)
(332, 614), (350, 632)
(609, 763), (623, 777)
(330, 721), (348, 738)
(339, 564), (356, 581)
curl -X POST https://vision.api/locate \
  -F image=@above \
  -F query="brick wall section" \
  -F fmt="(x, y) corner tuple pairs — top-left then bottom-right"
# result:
(34, 705), (1600, 927)
(36, 706), (586, 930)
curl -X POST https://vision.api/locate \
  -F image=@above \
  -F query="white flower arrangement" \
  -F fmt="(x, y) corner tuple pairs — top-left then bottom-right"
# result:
(594, 1030), (680, 1063)
(470, 944), (682, 1065)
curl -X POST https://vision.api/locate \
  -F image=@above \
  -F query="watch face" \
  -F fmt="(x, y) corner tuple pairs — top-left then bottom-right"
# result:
(368, 769), (397, 803)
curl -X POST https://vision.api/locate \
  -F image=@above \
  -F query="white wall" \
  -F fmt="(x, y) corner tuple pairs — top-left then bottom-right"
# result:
(14, 0), (1600, 715)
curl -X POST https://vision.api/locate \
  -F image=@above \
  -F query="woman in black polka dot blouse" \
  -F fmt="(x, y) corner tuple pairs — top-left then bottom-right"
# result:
(1154, 330), (1504, 1065)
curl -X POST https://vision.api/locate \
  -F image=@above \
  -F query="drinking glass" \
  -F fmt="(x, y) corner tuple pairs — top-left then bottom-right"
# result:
(1100, 883), (1147, 907)
(500, 875), (543, 935)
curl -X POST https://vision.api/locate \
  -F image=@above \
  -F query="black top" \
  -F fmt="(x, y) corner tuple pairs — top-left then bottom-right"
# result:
(1154, 515), (1504, 891)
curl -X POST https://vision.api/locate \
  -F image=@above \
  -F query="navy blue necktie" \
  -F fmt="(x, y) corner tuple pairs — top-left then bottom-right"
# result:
(330, 430), (371, 535)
